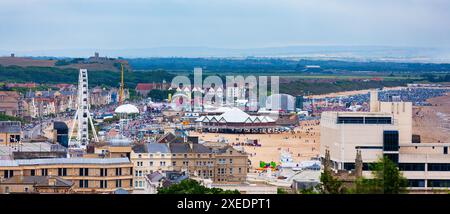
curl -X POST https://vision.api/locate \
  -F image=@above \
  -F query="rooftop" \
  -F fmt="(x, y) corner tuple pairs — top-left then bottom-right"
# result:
(2, 176), (74, 187)
(0, 157), (130, 167)
(0, 121), (21, 133)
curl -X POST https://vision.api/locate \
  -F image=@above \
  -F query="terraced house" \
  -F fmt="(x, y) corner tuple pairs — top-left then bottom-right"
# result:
(131, 141), (249, 192)
(0, 158), (133, 193)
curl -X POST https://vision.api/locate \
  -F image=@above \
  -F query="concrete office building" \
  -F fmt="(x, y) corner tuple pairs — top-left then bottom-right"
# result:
(320, 90), (450, 190)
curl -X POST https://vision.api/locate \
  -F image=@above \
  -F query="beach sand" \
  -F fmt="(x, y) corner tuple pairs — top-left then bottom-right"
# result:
(189, 120), (321, 170)
(413, 93), (450, 143)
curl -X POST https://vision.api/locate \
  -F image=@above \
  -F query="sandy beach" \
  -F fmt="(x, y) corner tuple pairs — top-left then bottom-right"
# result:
(189, 120), (321, 170)
(413, 92), (450, 143)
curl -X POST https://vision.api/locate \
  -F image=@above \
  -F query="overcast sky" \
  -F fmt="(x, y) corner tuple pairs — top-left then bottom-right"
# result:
(1, 0), (450, 52)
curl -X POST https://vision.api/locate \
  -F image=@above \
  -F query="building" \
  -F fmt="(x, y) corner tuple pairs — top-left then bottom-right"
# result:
(265, 94), (296, 112)
(0, 176), (74, 194)
(0, 91), (21, 117)
(0, 121), (21, 145)
(211, 144), (248, 183)
(130, 140), (249, 192)
(320, 90), (450, 191)
(141, 171), (189, 194)
(0, 157), (133, 193)
(195, 107), (277, 133)
(7, 142), (68, 160)
(135, 83), (169, 97)
(131, 143), (172, 191)
(295, 96), (304, 111)
(53, 121), (69, 148)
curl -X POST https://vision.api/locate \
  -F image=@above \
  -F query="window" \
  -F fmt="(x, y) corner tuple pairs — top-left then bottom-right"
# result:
(79, 180), (89, 188)
(399, 163), (425, 171)
(41, 169), (48, 176)
(3, 170), (14, 178)
(229, 159), (233, 164)
(364, 117), (392, 124)
(444, 147), (448, 155)
(79, 168), (89, 176)
(30, 169), (35, 176)
(428, 180), (450, 188)
(116, 180), (122, 188)
(238, 168), (242, 173)
(100, 168), (108, 177)
(344, 163), (355, 170)
(428, 163), (450, 171)
(58, 168), (67, 176)
(408, 179), (425, 187)
(160, 161), (166, 166)
(139, 181), (143, 187)
(337, 117), (363, 124)
(230, 168), (233, 174)
(100, 180), (108, 189)
(149, 161), (153, 166)
(116, 168), (122, 176)
(383, 130), (399, 152)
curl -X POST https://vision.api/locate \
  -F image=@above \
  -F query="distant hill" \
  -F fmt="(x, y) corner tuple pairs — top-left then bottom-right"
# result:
(127, 57), (450, 73)
(0, 55), (130, 72)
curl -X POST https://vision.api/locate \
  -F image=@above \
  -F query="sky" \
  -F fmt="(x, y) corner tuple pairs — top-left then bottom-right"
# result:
(1, 0), (450, 54)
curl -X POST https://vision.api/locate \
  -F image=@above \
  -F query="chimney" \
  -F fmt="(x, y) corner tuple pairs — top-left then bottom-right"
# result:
(48, 177), (57, 186)
(370, 89), (379, 112)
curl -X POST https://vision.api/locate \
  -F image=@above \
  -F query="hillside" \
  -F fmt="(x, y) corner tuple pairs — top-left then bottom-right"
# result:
(0, 55), (130, 72)
(0, 65), (173, 89)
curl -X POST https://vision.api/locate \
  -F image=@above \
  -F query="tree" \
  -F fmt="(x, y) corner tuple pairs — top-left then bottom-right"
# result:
(318, 170), (345, 194)
(298, 186), (319, 194)
(157, 179), (240, 194)
(350, 156), (408, 194)
(371, 156), (408, 194)
(277, 188), (289, 194)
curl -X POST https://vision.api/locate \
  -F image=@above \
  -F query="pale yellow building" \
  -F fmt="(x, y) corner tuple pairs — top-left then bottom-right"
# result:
(0, 157), (133, 193)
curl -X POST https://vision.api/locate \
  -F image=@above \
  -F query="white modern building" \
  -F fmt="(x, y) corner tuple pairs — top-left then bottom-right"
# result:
(320, 90), (450, 190)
